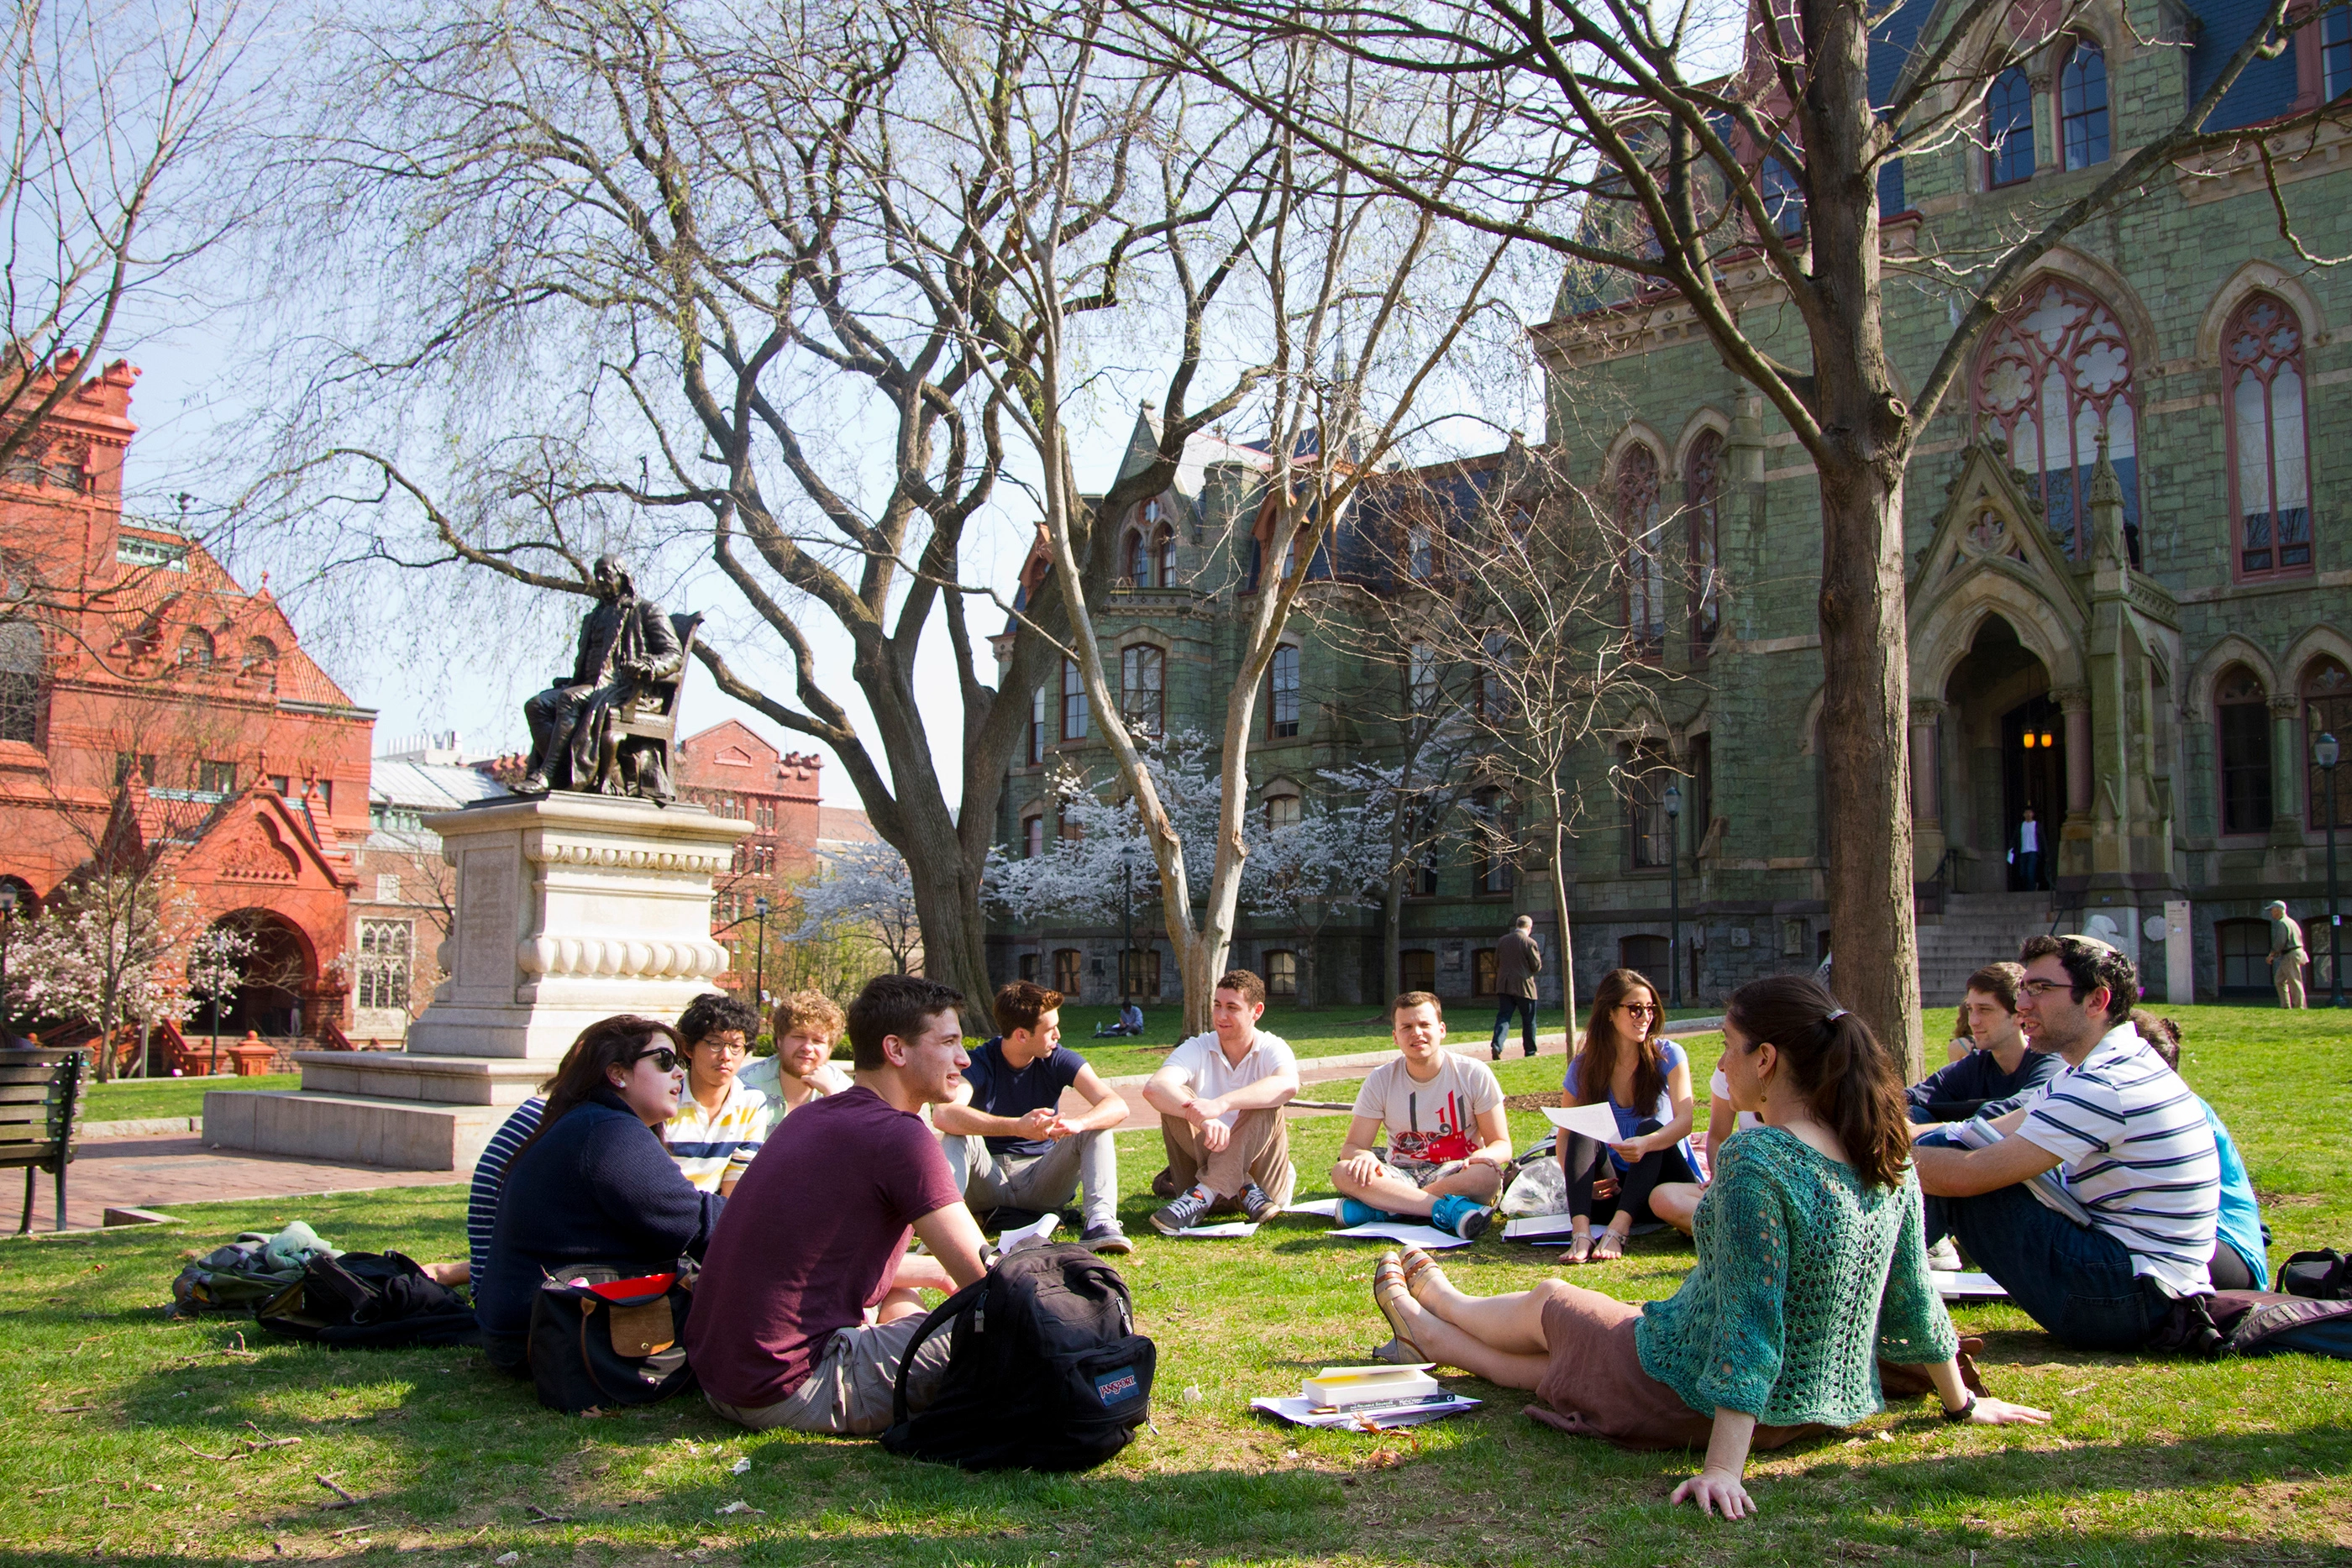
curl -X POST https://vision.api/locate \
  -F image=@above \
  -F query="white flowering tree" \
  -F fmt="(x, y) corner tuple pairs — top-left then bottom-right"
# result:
(1242, 798), (1387, 1009)
(791, 842), (924, 978)
(183, 920), (258, 1073)
(984, 736), (1226, 932)
(8, 880), (208, 1078)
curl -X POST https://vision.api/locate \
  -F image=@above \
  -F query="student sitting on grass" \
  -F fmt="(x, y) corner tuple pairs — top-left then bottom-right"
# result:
(1906, 962), (2060, 1126)
(1913, 936), (2220, 1350)
(476, 1016), (724, 1372)
(1093, 1000), (1147, 1037)
(1645, 1063), (1758, 1237)
(738, 989), (852, 1119)
(1368, 974), (2050, 1519)
(1556, 968), (1698, 1263)
(1143, 969), (1300, 1234)
(686, 974), (987, 1435)
(936, 980), (1133, 1255)
(664, 993), (767, 1195)
(1331, 991), (1511, 1240)
(2130, 1010), (2269, 1292)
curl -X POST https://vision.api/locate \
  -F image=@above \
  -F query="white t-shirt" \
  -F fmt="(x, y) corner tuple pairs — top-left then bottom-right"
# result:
(2019, 819), (2040, 852)
(2015, 1022), (2220, 1296)
(1163, 1030), (1298, 1127)
(1708, 1067), (1763, 1132)
(1352, 1052), (1504, 1165)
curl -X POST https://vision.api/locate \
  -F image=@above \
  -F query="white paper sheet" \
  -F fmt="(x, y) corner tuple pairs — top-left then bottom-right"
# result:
(1250, 1394), (1481, 1430)
(1932, 1271), (2008, 1299)
(1501, 1214), (1578, 1242)
(1326, 1220), (1474, 1250)
(1542, 1103), (1624, 1142)
(1168, 1220), (1259, 1238)
(1285, 1197), (1341, 1218)
(995, 1213), (1060, 1251)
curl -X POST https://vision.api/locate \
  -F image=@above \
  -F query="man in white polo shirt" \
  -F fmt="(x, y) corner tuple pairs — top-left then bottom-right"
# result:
(1142, 968), (1299, 1234)
(1913, 934), (2219, 1350)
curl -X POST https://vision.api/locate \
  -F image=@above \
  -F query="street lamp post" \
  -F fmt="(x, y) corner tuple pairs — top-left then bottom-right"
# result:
(207, 929), (229, 1076)
(1663, 781), (1683, 1009)
(753, 895), (770, 1012)
(2319, 732), (2344, 1007)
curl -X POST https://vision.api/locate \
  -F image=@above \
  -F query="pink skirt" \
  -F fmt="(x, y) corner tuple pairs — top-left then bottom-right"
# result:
(1525, 1284), (1829, 1452)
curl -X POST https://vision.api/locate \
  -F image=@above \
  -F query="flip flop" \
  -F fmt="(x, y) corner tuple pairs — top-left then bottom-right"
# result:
(1399, 1245), (1451, 1303)
(1373, 1251), (1425, 1361)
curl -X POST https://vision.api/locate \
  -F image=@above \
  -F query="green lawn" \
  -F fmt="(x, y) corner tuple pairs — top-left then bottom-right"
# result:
(3, 1005), (2347, 1565)
(81, 1074), (299, 1123)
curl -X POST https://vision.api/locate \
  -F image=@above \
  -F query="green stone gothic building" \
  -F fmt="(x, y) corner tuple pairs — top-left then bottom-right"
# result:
(988, 0), (2352, 1015)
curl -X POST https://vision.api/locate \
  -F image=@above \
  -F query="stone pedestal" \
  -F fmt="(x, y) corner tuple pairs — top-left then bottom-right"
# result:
(204, 794), (750, 1170)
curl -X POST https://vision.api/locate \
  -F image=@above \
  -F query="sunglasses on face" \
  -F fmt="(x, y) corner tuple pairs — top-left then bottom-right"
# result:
(1618, 1003), (1660, 1016)
(631, 1047), (682, 1073)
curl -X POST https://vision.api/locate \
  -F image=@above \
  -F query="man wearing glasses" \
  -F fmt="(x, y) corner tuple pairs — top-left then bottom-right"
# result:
(664, 993), (769, 1196)
(1911, 935), (2219, 1350)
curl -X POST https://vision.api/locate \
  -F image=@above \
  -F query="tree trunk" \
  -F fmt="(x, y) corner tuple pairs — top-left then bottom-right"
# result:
(1546, 799), (1579, 1039)
(1383, 874), (1405, 1003)
(892, 806), (994, 1005)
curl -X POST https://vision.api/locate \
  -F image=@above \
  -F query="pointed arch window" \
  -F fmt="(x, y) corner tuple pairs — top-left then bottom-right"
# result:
(1972, 278), (2139, 559)
(2223, 292), (2312, 580)
(1684, 431), (1723, 653)
(1155, 525), (1176, 588)
(1268, 642), (1301, 737)
(1121, 529), (1152, 588)
(1987, 68), (2035, 186)
(2217, 667), (2273, 836)
(2060, 41), (2109, 169)
(1614, 444), (1666, 655)
(1120, 644), (1164, 737)
(2306, 658), (2352, 829)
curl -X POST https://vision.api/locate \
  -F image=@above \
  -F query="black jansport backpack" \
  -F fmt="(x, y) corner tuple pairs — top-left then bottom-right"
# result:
(881, 1243), (1154, 1471)
(255, 1251), (480, 1349)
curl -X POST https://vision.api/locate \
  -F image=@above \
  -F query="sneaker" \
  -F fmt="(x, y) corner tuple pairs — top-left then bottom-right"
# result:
(1081, 1221), (1133, 1256)
(1429, 1193), (1493, 1240)
(1337, 1196), (1391, 1227)
(1926, 1237), (1964, 1272)
(1489, 1043), (1504, 1061)
(1151, 1186), (1215, 1235)
(1240, 1182), (1280, 1224)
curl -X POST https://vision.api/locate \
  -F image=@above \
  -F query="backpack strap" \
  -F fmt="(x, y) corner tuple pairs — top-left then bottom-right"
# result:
(889, 1269), (992, 1429)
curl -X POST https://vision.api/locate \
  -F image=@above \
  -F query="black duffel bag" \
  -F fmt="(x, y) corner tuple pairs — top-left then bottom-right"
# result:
(256, 1251), (480, 1350)
(526, 1265), (696, 1413)
(881, 1242), (1153, 1471)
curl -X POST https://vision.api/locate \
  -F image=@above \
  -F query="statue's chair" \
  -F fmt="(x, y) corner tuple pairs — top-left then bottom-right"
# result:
(596, 611), (702, 798)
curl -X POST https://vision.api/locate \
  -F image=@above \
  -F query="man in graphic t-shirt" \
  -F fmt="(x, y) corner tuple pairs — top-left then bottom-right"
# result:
(687, 974), (989, 1435)
(935, 981), (1132, 1255)
(1142, 969), (1300, 1233)
(1332, 993), (1512, 1239)
(1914, 935), (2219, 1351)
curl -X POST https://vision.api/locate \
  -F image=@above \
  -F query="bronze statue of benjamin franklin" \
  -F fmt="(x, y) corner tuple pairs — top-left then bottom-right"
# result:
(517, 555), (685, 800)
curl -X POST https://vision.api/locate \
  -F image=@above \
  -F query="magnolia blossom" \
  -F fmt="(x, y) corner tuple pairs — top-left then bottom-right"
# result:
(791, 840), (923, 974)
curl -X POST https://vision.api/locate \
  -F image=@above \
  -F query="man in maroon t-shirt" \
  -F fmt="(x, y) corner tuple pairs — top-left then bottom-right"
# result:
(687, 974), (989, 1434)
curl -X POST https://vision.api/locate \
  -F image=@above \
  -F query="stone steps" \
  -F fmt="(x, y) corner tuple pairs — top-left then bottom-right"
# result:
(1917, 892), (2055, 1004)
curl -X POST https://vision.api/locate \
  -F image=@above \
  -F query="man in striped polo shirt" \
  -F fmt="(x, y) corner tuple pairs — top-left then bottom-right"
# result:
(1914, 934), (2220, 1350)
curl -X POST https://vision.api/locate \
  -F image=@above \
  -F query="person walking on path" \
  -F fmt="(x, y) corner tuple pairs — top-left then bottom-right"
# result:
(1490, 915), (1543, 1061)
(2014, 807), (2042, 892)
(2268, 900), (2308, 1009)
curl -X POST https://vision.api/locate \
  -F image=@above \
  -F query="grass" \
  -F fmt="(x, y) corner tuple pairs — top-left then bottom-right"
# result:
(3, 1004), (2347, 1566)
(81, 1074), (300, 1123)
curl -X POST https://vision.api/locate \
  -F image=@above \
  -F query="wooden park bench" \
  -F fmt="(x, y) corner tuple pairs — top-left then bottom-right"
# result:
(0, 1046), (87, 1233)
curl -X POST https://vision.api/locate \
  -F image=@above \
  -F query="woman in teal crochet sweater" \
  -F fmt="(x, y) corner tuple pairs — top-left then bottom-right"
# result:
(1372, 975), (2049, 1518)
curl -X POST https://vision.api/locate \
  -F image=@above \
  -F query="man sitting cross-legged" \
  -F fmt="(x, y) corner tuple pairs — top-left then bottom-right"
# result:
(936, 980), (1134, 1256)
(1911, 934), (2219, 1351)
(1332, 992), (1511, 1240)
(1143, 968), (1300, 1234)
(685, 974), (989, 1435)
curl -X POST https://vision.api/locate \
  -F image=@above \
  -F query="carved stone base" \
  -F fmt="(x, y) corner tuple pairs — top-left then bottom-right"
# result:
(203, 794), (751, 1168)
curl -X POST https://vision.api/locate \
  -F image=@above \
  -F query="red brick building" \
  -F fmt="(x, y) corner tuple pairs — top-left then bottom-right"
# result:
(0, 354), (373, 1052)
(675, 721), (822, 941)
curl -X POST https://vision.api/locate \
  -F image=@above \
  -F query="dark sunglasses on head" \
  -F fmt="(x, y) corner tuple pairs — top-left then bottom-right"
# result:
(631, 1046), (681, 1073)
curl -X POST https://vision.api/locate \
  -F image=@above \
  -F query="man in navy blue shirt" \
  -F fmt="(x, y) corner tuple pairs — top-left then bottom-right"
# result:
(937, 981), (1132, 1254)
(1908, 962), (2061, 1126)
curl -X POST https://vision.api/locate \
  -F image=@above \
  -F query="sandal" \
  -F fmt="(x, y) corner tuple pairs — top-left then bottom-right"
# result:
(1399, 1245), (1451, 1303)
(1559, 1229), (1594, 1266)
(1373, 1251), (1425, 1361)
(1590, 1228), (1627, 1262)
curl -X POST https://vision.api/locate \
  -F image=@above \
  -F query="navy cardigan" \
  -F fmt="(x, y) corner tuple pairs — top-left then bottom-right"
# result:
(475, 1087), (724, 1340)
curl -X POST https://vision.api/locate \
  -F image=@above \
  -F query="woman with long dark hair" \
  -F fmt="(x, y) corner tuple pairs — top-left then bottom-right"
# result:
(476, 1015), (726, 1371)
(1557, 967), (1698, 1262)
(1369, 975), (2049, 1518)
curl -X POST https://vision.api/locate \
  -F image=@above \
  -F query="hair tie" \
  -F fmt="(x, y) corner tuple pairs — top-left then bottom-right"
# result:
(1824, 1008), (1848, 1023)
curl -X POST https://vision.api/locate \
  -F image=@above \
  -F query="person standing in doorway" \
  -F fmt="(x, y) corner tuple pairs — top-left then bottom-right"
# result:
(1490, 915), (1543, 1060)
(2015, 807), (2042, 891)
(2267, 900), (2308, 1009)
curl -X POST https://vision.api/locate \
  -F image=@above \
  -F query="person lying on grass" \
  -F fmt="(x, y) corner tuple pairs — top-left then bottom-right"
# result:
(1331, 991), (1511, 1240)
(1370, 973), (2049, 1519)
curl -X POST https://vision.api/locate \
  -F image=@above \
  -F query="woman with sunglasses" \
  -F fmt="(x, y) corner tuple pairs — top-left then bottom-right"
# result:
(475, 1015), (727, 1372)
(1557, 968), (1698, 1262)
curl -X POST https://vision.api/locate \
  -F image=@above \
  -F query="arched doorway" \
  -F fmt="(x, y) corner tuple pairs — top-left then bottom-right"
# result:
(191, 910), (316, 1047)
(1940, 616), (2065, 892)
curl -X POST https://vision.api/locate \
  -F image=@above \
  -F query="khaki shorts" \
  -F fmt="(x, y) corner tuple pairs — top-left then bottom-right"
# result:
(703, 1313), (955, 1436)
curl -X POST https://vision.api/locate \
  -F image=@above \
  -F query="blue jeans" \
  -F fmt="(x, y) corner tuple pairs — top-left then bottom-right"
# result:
(1917, 1131), (2167, 1350)
(1490, 997), (1536, 1056)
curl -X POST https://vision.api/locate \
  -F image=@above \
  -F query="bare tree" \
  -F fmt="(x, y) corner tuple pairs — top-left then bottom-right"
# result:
(1128, 0), (2349, 1068)
(0, 0), (271, 473)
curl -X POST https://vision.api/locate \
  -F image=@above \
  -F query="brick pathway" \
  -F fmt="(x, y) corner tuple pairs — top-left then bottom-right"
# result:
(19, 1134), (465, 1232)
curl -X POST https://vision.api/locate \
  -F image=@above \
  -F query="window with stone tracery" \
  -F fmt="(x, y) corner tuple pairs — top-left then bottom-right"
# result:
(1684, 432), (1723, 653)
(2305, 658), (2352, 829)
(2223, 292), (2312, 580)
(1972, 278), (2139, 559)
(1614, 444), (1666, 655)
